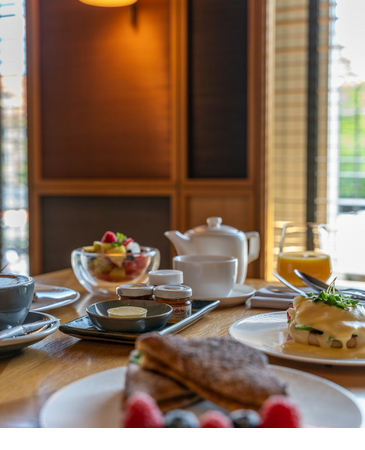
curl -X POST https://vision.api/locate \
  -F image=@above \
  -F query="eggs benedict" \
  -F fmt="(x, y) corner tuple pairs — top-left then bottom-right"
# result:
(287, 284), (365, 350)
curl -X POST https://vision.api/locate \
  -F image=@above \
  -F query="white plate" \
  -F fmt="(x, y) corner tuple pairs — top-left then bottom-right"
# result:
(39, 364), (363, 428)
(0, 311), (59, 357)
(229, 311), (365, 366)
(32, 284), (81, 311)
(192, 284), (255, 307)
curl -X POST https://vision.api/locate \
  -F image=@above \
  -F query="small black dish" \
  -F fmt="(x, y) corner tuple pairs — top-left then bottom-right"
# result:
(86, 299), (172, 333)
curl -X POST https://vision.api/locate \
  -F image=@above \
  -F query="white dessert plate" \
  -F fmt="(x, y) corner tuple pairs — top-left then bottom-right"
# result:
(229, 311), (365, 366)
(0, 311), (60, 357)
(39, 364), (362, 428)
(32, 284), (80, 311)
(192, 284), (255, 307)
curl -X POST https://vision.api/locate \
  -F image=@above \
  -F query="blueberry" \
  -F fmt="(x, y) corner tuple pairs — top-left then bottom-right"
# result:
(127, 252), (134, 260)
(229, 409), (261, 428)
(164, 409), (199, 428)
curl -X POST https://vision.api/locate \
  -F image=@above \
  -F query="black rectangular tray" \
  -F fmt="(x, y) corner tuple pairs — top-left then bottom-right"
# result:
(59, 299), (220, 344)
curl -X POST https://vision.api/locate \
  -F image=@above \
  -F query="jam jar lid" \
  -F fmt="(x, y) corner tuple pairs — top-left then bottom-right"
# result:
(148, 270), (183, 286)
(154, 284), (192, 299)
(116, 283), (154, 297)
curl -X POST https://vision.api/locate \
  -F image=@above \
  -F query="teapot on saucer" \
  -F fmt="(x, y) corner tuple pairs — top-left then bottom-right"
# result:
(165, 217), (260, 284)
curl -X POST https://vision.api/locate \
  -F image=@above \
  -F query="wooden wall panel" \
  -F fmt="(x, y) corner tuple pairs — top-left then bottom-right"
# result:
(39, 0), (171, 179)
(187, 0), (248, 179)
(184, 195), (254, 232)
(27, 0), (267, 278)
(40, 196), (171, 273)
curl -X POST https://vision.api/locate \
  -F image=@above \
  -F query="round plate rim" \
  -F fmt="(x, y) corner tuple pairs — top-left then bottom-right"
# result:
(191, 283), (255, 301)
(229, 310), (365, 366)
(39, 363), (363, 428)
(32, 284), (81, 311)
(0, 311), (60, 348)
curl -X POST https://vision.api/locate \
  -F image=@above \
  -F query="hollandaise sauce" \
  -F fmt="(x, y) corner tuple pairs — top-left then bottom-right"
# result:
(284, 288), (365, 358)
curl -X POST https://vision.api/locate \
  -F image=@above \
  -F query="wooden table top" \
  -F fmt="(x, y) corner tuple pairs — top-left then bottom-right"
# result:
(1, 268), (365, 427)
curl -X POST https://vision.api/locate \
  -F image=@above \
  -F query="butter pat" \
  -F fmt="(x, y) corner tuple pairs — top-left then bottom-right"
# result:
(107, 306), (147, 318)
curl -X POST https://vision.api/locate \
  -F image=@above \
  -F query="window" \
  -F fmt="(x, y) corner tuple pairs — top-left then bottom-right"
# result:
(270, 0), (365, 282)
(0, 0), (28, 274)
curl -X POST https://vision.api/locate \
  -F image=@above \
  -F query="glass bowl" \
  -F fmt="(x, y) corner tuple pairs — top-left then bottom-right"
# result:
(71, 246), (160, 297)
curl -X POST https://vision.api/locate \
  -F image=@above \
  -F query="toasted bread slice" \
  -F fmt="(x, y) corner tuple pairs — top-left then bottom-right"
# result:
(136, 333), (286, 410)
(123, 362), (200, 413)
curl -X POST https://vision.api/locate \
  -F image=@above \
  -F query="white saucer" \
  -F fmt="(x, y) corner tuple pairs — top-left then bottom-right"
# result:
(192, 284), (255, 307)
(32, 284), (80, 311)
(0, 310), (60, 357)
(39, 365), (363, 428)
(229, 311), (365, 366)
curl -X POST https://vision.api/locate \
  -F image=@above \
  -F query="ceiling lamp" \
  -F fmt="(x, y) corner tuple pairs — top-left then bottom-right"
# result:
(79, 0), (137, 6)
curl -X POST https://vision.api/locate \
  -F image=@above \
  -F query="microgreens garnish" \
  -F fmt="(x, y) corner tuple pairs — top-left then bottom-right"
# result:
(112, 232), (127, 247)
(308, 278), (359, 310)
(129, 350), (142, 365)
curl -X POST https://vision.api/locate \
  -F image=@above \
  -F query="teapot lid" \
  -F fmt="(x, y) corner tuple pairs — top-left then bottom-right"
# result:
(188, 217), (239, 236)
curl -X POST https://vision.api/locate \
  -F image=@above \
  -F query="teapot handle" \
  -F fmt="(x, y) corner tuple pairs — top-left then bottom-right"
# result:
(245, 232), (260, 264)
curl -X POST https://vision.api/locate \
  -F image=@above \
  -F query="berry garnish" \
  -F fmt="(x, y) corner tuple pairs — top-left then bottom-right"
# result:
(101, 231), (117, 244)
(229, 409), (261, 428)
(200, 411), (233, 428)
(164, 409), (200, 428)
(122, 392), (164, 428)
(260, 395), (302, 428)
(122, 237), (134, 247)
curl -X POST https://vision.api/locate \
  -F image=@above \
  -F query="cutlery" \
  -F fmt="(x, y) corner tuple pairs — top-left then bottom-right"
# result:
(272, 273), (308, 297)
(0, 319), (58, 340)
(293, 270), (365, 301)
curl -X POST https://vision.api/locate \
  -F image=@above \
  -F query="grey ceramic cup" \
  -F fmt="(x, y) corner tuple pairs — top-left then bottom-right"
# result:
(0, 274), (35, 331)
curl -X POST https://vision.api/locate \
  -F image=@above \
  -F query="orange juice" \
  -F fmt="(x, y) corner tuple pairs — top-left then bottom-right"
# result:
(277, 251), (331, 286)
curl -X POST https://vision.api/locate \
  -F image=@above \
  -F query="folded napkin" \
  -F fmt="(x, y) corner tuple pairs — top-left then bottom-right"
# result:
(248, 285), (312, 310)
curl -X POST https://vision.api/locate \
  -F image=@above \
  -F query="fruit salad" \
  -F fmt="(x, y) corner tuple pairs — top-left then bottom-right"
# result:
(121, 392), (302, 428)
(82, 231), (147, 283)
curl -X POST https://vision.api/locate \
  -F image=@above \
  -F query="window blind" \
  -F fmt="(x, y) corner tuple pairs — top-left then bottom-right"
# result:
(270, 0), (332, 275)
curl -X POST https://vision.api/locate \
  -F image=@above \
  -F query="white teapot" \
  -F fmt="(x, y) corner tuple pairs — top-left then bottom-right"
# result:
(165, 217), (260, 284)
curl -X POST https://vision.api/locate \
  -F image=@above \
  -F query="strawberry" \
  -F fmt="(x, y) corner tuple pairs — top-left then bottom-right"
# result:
(287, 304), (293, 322)
(125, 260), (138, 276)
(122, 237), (134, 247)
(200, 411), (233, 428)
(134, 255), (146, 270)
(101, 231), (117, 243)
(260, 395), (302, 428)
(122, 392), (164, 428)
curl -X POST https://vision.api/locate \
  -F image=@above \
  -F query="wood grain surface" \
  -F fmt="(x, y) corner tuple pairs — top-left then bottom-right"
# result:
(39, 0), (171, 180)
(1, 269), (364, 427)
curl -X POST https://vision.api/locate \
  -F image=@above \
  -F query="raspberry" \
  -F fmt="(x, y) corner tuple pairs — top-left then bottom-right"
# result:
(200, 411), (233, 428)
(101, 231), (117, 243)
(260, 395), (302, 428)
(122, 392), (164, 428)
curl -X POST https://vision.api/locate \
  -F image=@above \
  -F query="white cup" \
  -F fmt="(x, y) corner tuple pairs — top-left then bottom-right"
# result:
(172, 255), (238, 299)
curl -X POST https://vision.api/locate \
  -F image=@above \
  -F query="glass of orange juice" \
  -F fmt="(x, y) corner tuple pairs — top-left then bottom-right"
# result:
(277, 223), (331, 286)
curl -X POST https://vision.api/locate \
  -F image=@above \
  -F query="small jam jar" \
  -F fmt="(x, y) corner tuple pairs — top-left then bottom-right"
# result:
(154, 285), (192, 323)
(116, 283), (154, 300)
(148, 270), (183, 286)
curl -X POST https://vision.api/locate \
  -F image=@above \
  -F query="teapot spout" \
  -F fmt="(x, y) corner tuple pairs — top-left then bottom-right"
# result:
(164, 230), (195, 256)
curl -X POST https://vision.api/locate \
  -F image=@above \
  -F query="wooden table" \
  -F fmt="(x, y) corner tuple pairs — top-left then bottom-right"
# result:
(1, 269), (365, 427)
